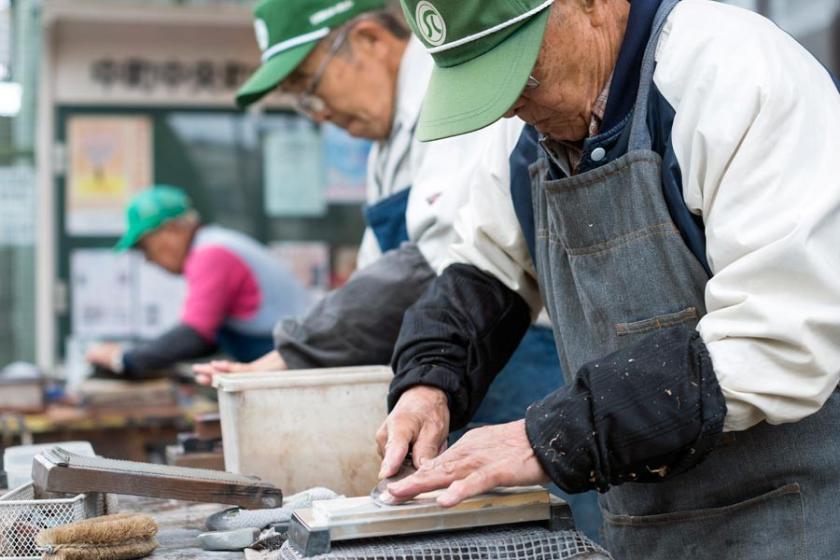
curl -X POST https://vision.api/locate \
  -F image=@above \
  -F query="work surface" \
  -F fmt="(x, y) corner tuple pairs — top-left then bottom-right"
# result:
(120, 495), (243, 559)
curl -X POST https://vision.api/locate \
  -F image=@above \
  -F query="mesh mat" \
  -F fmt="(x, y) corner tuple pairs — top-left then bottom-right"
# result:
(278, 525), (612, 560)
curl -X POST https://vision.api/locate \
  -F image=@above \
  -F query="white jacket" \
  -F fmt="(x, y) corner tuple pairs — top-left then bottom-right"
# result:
(357, 37), (504, 271)
(444, 0), (840, 432)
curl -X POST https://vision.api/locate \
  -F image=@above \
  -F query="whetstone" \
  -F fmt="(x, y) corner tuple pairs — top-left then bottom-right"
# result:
(289, 486), (573, 556)
(32, 447), (283, 509)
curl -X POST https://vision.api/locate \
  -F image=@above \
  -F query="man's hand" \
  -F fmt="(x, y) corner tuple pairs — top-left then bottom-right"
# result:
(85, 342), (124, 372)
(192, 350), (287, 385)
(385, 419), (550, 507)
(376, 386), (450, 479)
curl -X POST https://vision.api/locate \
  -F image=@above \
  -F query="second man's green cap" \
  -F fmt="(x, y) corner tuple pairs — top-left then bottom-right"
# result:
(237, 0), (386, 107)
(400, 0), (552, 141)
(115, 185), (192, 251)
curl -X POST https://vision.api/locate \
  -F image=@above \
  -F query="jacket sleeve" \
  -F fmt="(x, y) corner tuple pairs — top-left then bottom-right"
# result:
(389, 263), (531, 430)
(274, 243), (435, 370)
(439, 118), (545, 317)
(122, 323), (216, 378)
(525, 326), (727, 494)
(406, 119), (522, 275)
(656, 1), (840, 431)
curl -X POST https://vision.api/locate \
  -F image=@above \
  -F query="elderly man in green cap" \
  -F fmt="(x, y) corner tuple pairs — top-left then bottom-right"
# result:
(376, 0), (840, 557)
(192, 0), (570, 452)
(195, 0), (605, 537)
(86, 185), (312, 377)
(193, 0), (511, 379)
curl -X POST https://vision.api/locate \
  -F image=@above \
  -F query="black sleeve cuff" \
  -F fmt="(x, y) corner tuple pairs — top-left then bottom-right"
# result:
(525, 326), (726, 494)
(389, 263), (531, 429)
(123, 323), (215, 378)
(275, 243), (436, 370)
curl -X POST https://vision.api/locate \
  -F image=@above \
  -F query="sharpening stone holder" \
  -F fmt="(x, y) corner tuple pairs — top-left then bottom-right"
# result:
(32, 447), (283, 509)
(288, 486), (573, 556)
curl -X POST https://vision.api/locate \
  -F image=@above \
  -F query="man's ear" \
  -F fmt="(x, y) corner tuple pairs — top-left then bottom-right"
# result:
(347, 19), (390, 59)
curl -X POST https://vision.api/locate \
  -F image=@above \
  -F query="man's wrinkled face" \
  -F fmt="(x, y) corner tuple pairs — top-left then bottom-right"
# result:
(282, 24), (398, 140)
(137, 224), (187, 275)
(504, 2), (617, 142)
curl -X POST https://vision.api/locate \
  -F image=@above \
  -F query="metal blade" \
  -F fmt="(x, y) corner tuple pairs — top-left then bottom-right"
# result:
(370, 456), (416, 507)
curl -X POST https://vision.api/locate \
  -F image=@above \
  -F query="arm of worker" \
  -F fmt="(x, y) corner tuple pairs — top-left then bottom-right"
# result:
(656, 6), (840, 432)
(119, 245), (249, 377)
(272, 242), (435, 370)
(121, 324), (217, 377)
(379, 120), (544, 475)
(525, 12), (840, 493)
(387, 8), (840, 502)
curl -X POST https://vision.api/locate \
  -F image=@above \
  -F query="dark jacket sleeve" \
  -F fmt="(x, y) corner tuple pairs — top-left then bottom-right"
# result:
(389, 263), (532, 430)
(525, 326), (727, 494)
(274, 243), (436, 370)
(122, 323), (216, 378)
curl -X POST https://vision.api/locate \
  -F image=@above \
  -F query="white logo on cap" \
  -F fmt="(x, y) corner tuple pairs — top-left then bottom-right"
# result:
(415, 1), (446, 47)
(254, 19), (270, 52)
(310, 1), (354, 26)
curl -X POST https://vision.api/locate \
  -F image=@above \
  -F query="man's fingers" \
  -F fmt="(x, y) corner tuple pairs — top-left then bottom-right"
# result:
(379, 423), (413, 479)
(411, 423), (446, 470)
(387, 456), (464, 498)
(437, 468), (498, 507)
(375, 422), (388, 458)
(192, 363), (213, 375)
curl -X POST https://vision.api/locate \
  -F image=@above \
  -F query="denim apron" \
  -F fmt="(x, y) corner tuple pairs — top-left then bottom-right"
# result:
(529, 0), (840, 557)
(364, 188), (412, 252)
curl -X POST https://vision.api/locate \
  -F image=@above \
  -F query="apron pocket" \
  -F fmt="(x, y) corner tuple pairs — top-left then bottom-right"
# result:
(615, 307), (699, 336)
(602, 483), (805, 560)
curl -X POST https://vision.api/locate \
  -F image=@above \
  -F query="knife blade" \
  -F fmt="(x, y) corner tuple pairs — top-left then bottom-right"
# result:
(370, 455), (417, 507)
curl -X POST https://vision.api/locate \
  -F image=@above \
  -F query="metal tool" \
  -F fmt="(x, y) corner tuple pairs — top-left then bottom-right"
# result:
(198, 528), (260, 551)
(32, 447), (283, 509)
(369, 456), (416, 507)
(288, 486), (574, 557)
(206, 487), (341, 531)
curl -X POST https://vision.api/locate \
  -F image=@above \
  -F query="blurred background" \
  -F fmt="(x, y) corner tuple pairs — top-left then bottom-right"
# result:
(0, 0), (836, 461)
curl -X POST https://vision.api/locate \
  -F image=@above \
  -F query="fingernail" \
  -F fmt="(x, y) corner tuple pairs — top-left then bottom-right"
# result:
(437, 493), (455, 508)
(378, 491), (395, 505)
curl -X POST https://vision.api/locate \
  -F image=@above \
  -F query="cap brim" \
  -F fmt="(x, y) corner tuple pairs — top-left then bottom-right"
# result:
(236, 42), (318, 108)
(416, 8), (550, 142)
(114, 228), (142, 252)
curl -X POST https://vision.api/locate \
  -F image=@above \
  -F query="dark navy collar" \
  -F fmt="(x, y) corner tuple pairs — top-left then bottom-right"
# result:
(601, 0), (665, 132)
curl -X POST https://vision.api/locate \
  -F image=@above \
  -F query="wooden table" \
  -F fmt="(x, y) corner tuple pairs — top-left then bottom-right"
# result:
(0, 388), (218, 461)
(119, 495), (244, 560)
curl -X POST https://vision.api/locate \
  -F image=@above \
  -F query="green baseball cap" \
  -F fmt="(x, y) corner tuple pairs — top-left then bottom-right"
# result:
(237, 0), (386, 107)
(115, 185), (192, 251)
(401, 0), (552, 141)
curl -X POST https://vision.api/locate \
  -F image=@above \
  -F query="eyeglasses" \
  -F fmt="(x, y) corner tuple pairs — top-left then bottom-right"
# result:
(293, 25), (353, 116)
(525, 74), (540, 90)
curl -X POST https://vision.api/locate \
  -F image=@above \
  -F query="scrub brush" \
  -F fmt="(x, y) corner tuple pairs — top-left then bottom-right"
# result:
(35, 513), (158, 560)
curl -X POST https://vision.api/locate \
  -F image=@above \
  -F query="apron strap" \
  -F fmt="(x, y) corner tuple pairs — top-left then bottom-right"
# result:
(628, 0), (682, 151)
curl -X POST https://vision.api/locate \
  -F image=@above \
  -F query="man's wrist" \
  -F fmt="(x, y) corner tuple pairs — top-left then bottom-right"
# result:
(110, 349), (125, 374)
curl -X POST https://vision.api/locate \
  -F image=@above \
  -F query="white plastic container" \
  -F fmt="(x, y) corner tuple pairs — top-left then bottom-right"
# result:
(214, 367), (392, 497)
(3, 441), (95, 490)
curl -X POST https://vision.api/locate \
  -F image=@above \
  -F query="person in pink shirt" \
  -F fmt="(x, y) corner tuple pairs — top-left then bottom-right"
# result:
(86, 185), (312, 378)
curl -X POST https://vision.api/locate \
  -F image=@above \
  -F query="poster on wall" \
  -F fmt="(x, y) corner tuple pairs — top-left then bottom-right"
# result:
(263, 117), (326, 217)
(71, 249), (135, 337)
(71, 248), (185, 340)
(66, 115), (152, 235)
(136, 259), (187, 339)
(270, 241), (330, 299)
(322, 122), (371, 204)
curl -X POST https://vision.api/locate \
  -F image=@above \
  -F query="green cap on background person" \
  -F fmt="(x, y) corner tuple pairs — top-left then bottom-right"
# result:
(400, 0), (553, 141)
(237, 0), (387, 107)
(115, 185), (192, 251)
